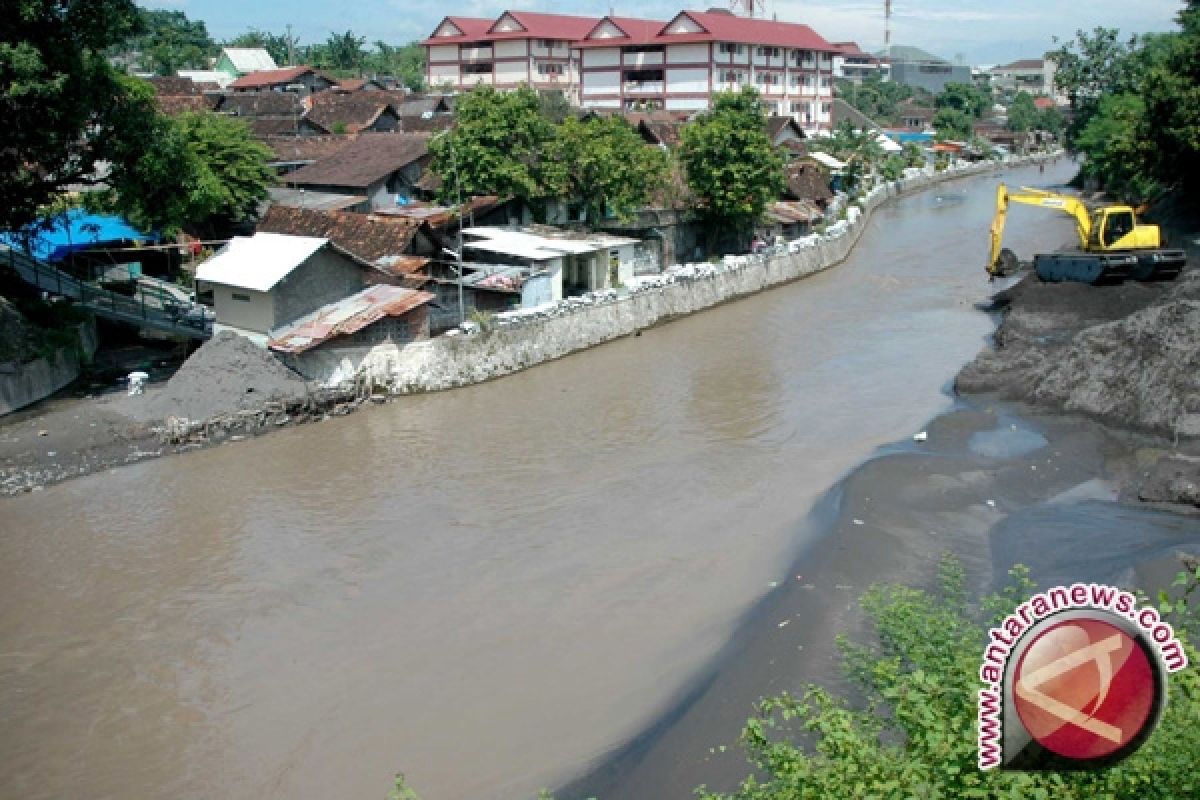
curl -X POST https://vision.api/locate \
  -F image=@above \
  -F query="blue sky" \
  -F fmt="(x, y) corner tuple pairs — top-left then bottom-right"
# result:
(143, 0), (1186, 65)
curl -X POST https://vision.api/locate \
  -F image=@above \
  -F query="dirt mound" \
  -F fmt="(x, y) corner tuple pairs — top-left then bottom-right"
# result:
(135, 331), (311, 422)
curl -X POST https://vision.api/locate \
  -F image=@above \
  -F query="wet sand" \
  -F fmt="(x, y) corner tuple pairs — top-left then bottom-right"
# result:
(563, 401), (1200, 799)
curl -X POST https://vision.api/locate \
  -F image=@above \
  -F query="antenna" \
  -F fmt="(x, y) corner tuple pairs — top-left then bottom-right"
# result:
(884, 0), (892, 56)
(730, 0), (759, 18)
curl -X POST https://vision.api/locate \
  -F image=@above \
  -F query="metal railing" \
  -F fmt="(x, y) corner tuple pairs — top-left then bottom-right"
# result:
(2, 245), (212, 339)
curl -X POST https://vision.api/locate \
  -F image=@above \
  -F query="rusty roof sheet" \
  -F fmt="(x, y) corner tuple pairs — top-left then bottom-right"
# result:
(769, 200), (824, 224)
(257, 205), (424, 264)
(268, 285), (434, 353)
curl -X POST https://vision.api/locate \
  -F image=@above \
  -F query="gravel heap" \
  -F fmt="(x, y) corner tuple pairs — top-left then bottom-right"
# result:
(137, 331), (312, 422)
(957, 271), (1200, 438)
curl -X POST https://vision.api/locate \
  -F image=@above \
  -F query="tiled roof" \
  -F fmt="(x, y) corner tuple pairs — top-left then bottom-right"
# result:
(655, 10), (832, 50)
(217, 92), (304, 116)
(580, 16), (667, 46)
(284, 133), (431, 189)
(486, 11), (599, 41)
(783, 161), (833, 204)
(146, 76), (200, 96)
(229, 66), (322, 90)
(995, 59), (1045, 71)
(831, 99), (882, 131)
(257, 205), (425, 264)
(306, 93), (398, 133)
(421, 16), (493, 44)
(156, 95), (215, 114)
(262, 135), (357, 164)
(248, 116), (328, 137)
(767, 115), (805, 141)
(400, 114), (455, 134)
(395, 95), (453, 117)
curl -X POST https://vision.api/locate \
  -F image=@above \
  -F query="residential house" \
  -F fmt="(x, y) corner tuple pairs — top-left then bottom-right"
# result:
(460, 226), (640, 306)
(229, 66), (336, 94)
(145, 76), (219, 114)
(268, 284), (435, 360)
(283, 133), (431, 209)
(881, 45), (971, 94)
(894, 99), (935, 131)
(305, 93), (402, 134)
(261, 135), (358, 176)
(178, 69), (235, 89)
(767, 115), (806, 148)
(627, 111), (690, 147)
(336, 77), (390, 92)
(990, 59), (1061, 101)
(424, 12), (598, 103)
(831, 41), (886, 83)
(195, 232), (374, 344)
(255, 205), (440, 286)
(215, 47), (279, 81)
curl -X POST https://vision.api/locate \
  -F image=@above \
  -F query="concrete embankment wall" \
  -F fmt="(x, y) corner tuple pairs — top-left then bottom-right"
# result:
(0, 319), (98, 416)
(287, 158), (1046, 392)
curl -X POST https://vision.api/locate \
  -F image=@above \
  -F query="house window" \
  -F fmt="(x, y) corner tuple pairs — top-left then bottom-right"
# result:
(756, 46), (780, 58)
(537, 62), (564, 75)
(231, 292), (251, 302)
(539, 39), (560, 49)
(721, 70), (744, 84)
(792, 49), (813, 65)
(622, 44), (665, 54)
(819, 75), (831, 89)
(821, 102), (832, 114)
(462, 63), (493, 74)
(755, 72), (779, 86)
(718, 42), (744, 55)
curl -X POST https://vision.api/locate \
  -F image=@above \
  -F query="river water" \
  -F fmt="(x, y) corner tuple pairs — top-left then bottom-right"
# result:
(0, 161), (1080, 800)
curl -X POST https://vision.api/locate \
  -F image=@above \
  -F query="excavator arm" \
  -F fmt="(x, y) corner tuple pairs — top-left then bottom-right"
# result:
(987, 184), (1093, 276)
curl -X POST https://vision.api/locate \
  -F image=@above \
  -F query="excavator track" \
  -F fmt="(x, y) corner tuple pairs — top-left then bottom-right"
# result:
(1128, 248), (1188, 281)
(1033, 252), (1138, 285)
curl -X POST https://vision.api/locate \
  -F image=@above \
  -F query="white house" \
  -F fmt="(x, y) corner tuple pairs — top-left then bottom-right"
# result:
(196, 233), (371, 345)
(215, 47), (279, 81)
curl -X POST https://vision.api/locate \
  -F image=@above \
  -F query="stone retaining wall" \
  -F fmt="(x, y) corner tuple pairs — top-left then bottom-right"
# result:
(0, 318), (98, 416)
(286, 157), (1050, 392)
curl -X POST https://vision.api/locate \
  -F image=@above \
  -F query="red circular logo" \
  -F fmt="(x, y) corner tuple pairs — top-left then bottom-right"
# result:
(1013, 617), (1156, 761)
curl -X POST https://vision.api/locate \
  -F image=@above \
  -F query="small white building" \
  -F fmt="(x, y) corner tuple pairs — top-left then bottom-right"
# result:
(195, 233), (371, 345)
(461, 227), (640, 304)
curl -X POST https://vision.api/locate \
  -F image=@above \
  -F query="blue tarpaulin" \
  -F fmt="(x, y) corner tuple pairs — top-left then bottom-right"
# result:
(883, 130), (935, 145)
(0, 210), (159, 263)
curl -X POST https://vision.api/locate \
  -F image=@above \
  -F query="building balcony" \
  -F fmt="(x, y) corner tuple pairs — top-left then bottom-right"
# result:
(460, 47), (494, 61)
(624, 80), (665, 94)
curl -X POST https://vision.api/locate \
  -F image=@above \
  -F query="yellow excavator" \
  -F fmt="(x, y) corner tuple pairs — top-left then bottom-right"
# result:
(987, 184), (1187, 284)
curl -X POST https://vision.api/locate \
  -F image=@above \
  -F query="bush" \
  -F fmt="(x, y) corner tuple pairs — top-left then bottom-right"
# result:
(699, 555), (1200, 800)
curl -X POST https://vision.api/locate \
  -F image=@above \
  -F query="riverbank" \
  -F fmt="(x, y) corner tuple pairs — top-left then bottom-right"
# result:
(0, 153), (1056, 497)
(562, 397), (1200, 800)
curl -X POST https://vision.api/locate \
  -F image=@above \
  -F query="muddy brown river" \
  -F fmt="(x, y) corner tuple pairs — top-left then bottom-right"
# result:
(0, 161), (1080, 800)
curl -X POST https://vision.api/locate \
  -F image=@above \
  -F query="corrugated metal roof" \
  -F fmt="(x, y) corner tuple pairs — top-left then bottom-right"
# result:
(769, 200), (824, 224)
(220, 48), (279, 73)
(268, 285), (434, 353)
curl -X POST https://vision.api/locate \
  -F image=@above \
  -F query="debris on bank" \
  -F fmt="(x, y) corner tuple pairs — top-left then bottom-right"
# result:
(957, 270), (1200, 506)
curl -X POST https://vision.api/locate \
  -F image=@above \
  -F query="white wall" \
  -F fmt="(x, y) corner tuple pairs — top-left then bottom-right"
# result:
(495, 60), (528, 84)
(666, 43), (708, 64)
(583, 70), (620, 95)
(428, 45), (457, 62)
(495, 41), (526, 58)
(429, 64), (459, 81)
(666, 67), (707, 94)
(583, 48), (621, 68)
(666, 96), (707, 111)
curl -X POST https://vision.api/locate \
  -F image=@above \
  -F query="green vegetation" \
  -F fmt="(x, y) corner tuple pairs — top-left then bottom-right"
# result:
(122, 7), (216, 75)
(1048, 1), (1200, 200)
(679, 87), (784, 251)
(835, 75), (924, 126)
(699, 555), (1200, 800)
(807, 121), (884, 193)
(429, 86), (666, 225)
(94, 108), (274, 238)
(1, 0), (155, 231)
(225, 29), (296, 66)
(932, 81), (991, 141)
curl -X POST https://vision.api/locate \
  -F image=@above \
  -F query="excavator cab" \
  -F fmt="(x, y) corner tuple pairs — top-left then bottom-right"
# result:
(1099, 208), (1136, 248)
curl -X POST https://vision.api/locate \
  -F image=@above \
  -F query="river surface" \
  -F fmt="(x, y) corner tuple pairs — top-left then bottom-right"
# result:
(0, 160), (1080, 800)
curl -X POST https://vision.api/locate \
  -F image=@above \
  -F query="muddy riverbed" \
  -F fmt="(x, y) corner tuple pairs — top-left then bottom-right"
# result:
(3, 158), (1168, 800)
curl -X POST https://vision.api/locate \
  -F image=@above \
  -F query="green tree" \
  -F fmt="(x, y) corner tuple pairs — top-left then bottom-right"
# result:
(1037, 106), (1066, 136)
(547, 116), (668, 223)
(1138, 1), (1200, 194)
(679, 87), (784, 252)
(0, 0), (158, 231)
(429, 86), (558, 212)
(932, 107), (974, 141)
(1046, 27), (1142, 141)
(226, 30), (296, 66)
(936, 82), (990, 119)
(700, 556), (1200, 800)
(97, 110), (273, 237)
(807, 121), (884, 192)
(368, 41), (426, 91)
(1073, 93), (1160, 200)
(128, 9), (215, 75)
(1006, 91), (1039, 132)
(322, 30), (367, 72)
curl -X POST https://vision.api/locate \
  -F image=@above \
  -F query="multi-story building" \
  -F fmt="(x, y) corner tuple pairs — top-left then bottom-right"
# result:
(423, 12), (598, 104)
(422, 9), (840, 131)
(883, 45), (972, 94)
(990, 58), (1062, 102)
(576, 10), (838, 131)
(831, 41), (887, 83)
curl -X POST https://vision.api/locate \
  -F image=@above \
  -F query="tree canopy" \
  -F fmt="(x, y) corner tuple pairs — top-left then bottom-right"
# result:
(679, 87), (784, 250)
(935, 82), (990, 119)
(547, 115), (668, 223)
(1005, 91), (1039, 132)
(1, 0), (152, 231)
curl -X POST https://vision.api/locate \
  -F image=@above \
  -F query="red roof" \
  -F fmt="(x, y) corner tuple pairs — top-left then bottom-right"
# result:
(485, 11), (600, 41)
(421, 16), (493, 44)
(1033, 96), (1055, 110)
(580, 16), (667, 45)
(229, 66), (322, 90)
(654, 10), (833, 50)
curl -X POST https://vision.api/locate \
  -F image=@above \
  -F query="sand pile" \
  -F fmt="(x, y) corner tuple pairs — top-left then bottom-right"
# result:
(136, 331), (311, 422)
(957, 272), (1200, 437)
